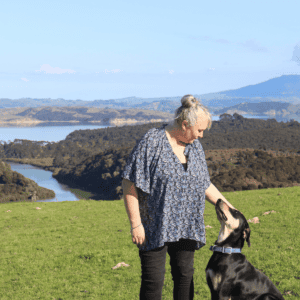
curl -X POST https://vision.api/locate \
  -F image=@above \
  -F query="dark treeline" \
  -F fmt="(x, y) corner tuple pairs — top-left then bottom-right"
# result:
(1, 113), (300, 202)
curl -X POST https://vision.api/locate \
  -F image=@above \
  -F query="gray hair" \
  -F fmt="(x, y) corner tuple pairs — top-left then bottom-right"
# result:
(173, 94), (212, 131)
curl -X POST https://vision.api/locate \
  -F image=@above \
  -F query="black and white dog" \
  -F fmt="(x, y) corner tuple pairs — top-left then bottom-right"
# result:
(205, 199), (284, 300)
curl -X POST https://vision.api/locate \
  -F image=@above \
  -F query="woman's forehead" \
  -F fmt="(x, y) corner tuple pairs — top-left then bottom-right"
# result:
(196, 115), (209, 129)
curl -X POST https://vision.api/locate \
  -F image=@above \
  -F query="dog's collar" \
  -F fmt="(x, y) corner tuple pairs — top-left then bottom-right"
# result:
(210, 245), (242, 254)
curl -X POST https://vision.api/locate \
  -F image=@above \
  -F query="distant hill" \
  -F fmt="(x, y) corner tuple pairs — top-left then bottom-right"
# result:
(0, 106), (174, 127)
(0, 97), (181, 109)
(0, 74), (300, 124)
(214, 101), (300, 122)
(1, 74), (300, 108)
(209, 74), (300, 99)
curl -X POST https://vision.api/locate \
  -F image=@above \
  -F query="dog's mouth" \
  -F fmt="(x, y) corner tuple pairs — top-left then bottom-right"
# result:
(216, 205), (227, 221)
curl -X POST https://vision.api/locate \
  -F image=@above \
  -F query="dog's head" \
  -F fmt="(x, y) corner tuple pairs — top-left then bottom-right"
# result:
(214, 199), (251, 249)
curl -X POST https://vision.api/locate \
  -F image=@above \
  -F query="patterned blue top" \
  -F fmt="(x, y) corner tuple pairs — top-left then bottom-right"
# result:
(121, 123), (211, 251)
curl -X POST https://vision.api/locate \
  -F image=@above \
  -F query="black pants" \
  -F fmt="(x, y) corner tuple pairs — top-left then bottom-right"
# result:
(138, 238), (197, 300)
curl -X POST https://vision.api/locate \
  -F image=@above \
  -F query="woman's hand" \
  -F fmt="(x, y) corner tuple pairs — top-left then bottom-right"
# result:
(131, 224), (147, 248)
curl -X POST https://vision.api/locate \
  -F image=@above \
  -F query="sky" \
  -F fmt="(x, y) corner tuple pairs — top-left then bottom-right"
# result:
(1, 0), (300, 101)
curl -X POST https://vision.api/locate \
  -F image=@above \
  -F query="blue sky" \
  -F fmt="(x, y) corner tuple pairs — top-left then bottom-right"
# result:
(1, 0), (300, 100)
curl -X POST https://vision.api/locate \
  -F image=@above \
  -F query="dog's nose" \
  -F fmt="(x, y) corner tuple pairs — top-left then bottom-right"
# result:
(217, 198), (222, 205)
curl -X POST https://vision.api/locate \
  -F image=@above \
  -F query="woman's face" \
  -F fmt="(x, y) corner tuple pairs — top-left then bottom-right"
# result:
(181, 114), (209, 144)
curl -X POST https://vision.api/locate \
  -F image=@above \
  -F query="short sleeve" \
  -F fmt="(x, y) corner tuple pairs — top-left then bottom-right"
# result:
(194, 140), (211, 191)
(121, 131), (155, 195)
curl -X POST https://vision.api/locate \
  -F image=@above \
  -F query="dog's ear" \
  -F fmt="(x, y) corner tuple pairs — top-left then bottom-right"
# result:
(243, 227), (251, 247)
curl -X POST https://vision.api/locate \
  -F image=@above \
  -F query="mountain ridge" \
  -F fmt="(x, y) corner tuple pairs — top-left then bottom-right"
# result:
(1, 74), (300, 108)
(1, 74), (300, 125)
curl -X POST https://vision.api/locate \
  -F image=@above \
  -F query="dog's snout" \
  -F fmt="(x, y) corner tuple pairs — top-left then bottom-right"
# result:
(216, 204), (227, 221)
(216, 198), (222, 206)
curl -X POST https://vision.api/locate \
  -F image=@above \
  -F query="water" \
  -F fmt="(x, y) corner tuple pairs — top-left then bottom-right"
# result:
(9, 162), (81, 202)
(0, 115), (269, 143)
(0, 124), (113, 143)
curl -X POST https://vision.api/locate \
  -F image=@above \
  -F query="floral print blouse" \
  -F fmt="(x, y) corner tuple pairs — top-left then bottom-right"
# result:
(121, 123), (211, 251)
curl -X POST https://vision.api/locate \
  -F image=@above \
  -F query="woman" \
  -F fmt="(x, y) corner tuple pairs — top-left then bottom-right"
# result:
(122, 94), (236, 300)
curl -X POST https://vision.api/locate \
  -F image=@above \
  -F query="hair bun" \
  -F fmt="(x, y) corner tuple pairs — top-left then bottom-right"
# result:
(174, 94), (211, 131)
(181, 95), (197, 108)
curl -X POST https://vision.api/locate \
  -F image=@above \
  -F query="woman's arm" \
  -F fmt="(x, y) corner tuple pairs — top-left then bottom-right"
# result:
(205, 183), (235, 209)
(122, 178), (142, 229)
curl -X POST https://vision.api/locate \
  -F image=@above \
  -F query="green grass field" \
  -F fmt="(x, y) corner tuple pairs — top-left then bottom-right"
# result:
(0, 186), (299, 299)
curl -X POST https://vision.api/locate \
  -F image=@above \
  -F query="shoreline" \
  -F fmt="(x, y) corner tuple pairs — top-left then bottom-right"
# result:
(5, 160), (93, 202)
(0, 119), (171, 127)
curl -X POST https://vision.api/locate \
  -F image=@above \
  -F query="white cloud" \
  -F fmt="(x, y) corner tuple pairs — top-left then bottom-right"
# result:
(291, 43), (300, 66)
(35, 64), (76, 74)
(238, 39), (268, 52)
(21, 78), (29, 82)
(169, 70), (175, 74)
(206, 68), (216, 73)
(103, 69), (123, 74)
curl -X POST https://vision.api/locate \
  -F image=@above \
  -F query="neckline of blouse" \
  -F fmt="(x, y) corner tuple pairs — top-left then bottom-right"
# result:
(164, 124), (189, 147)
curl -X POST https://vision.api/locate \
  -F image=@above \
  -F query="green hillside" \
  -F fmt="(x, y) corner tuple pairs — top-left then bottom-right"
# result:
(0, 186), (299, 299)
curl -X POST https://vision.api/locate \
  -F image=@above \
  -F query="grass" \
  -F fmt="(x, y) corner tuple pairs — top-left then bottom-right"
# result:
(0, 186), (299, 299)
(69, 188), (92, 200)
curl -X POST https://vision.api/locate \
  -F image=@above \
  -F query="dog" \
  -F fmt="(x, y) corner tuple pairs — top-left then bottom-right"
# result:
(205, 198), (284, 300)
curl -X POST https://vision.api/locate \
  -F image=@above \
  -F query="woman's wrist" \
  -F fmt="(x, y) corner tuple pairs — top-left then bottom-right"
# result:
(131, 223), (142, 232)
(130, 218), (142, 228)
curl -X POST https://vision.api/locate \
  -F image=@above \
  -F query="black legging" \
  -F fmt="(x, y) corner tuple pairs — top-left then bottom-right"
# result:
(138, 238), (197, 300)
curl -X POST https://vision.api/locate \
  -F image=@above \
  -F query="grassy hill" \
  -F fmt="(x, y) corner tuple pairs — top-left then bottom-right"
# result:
(0, 186), (299, 299)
